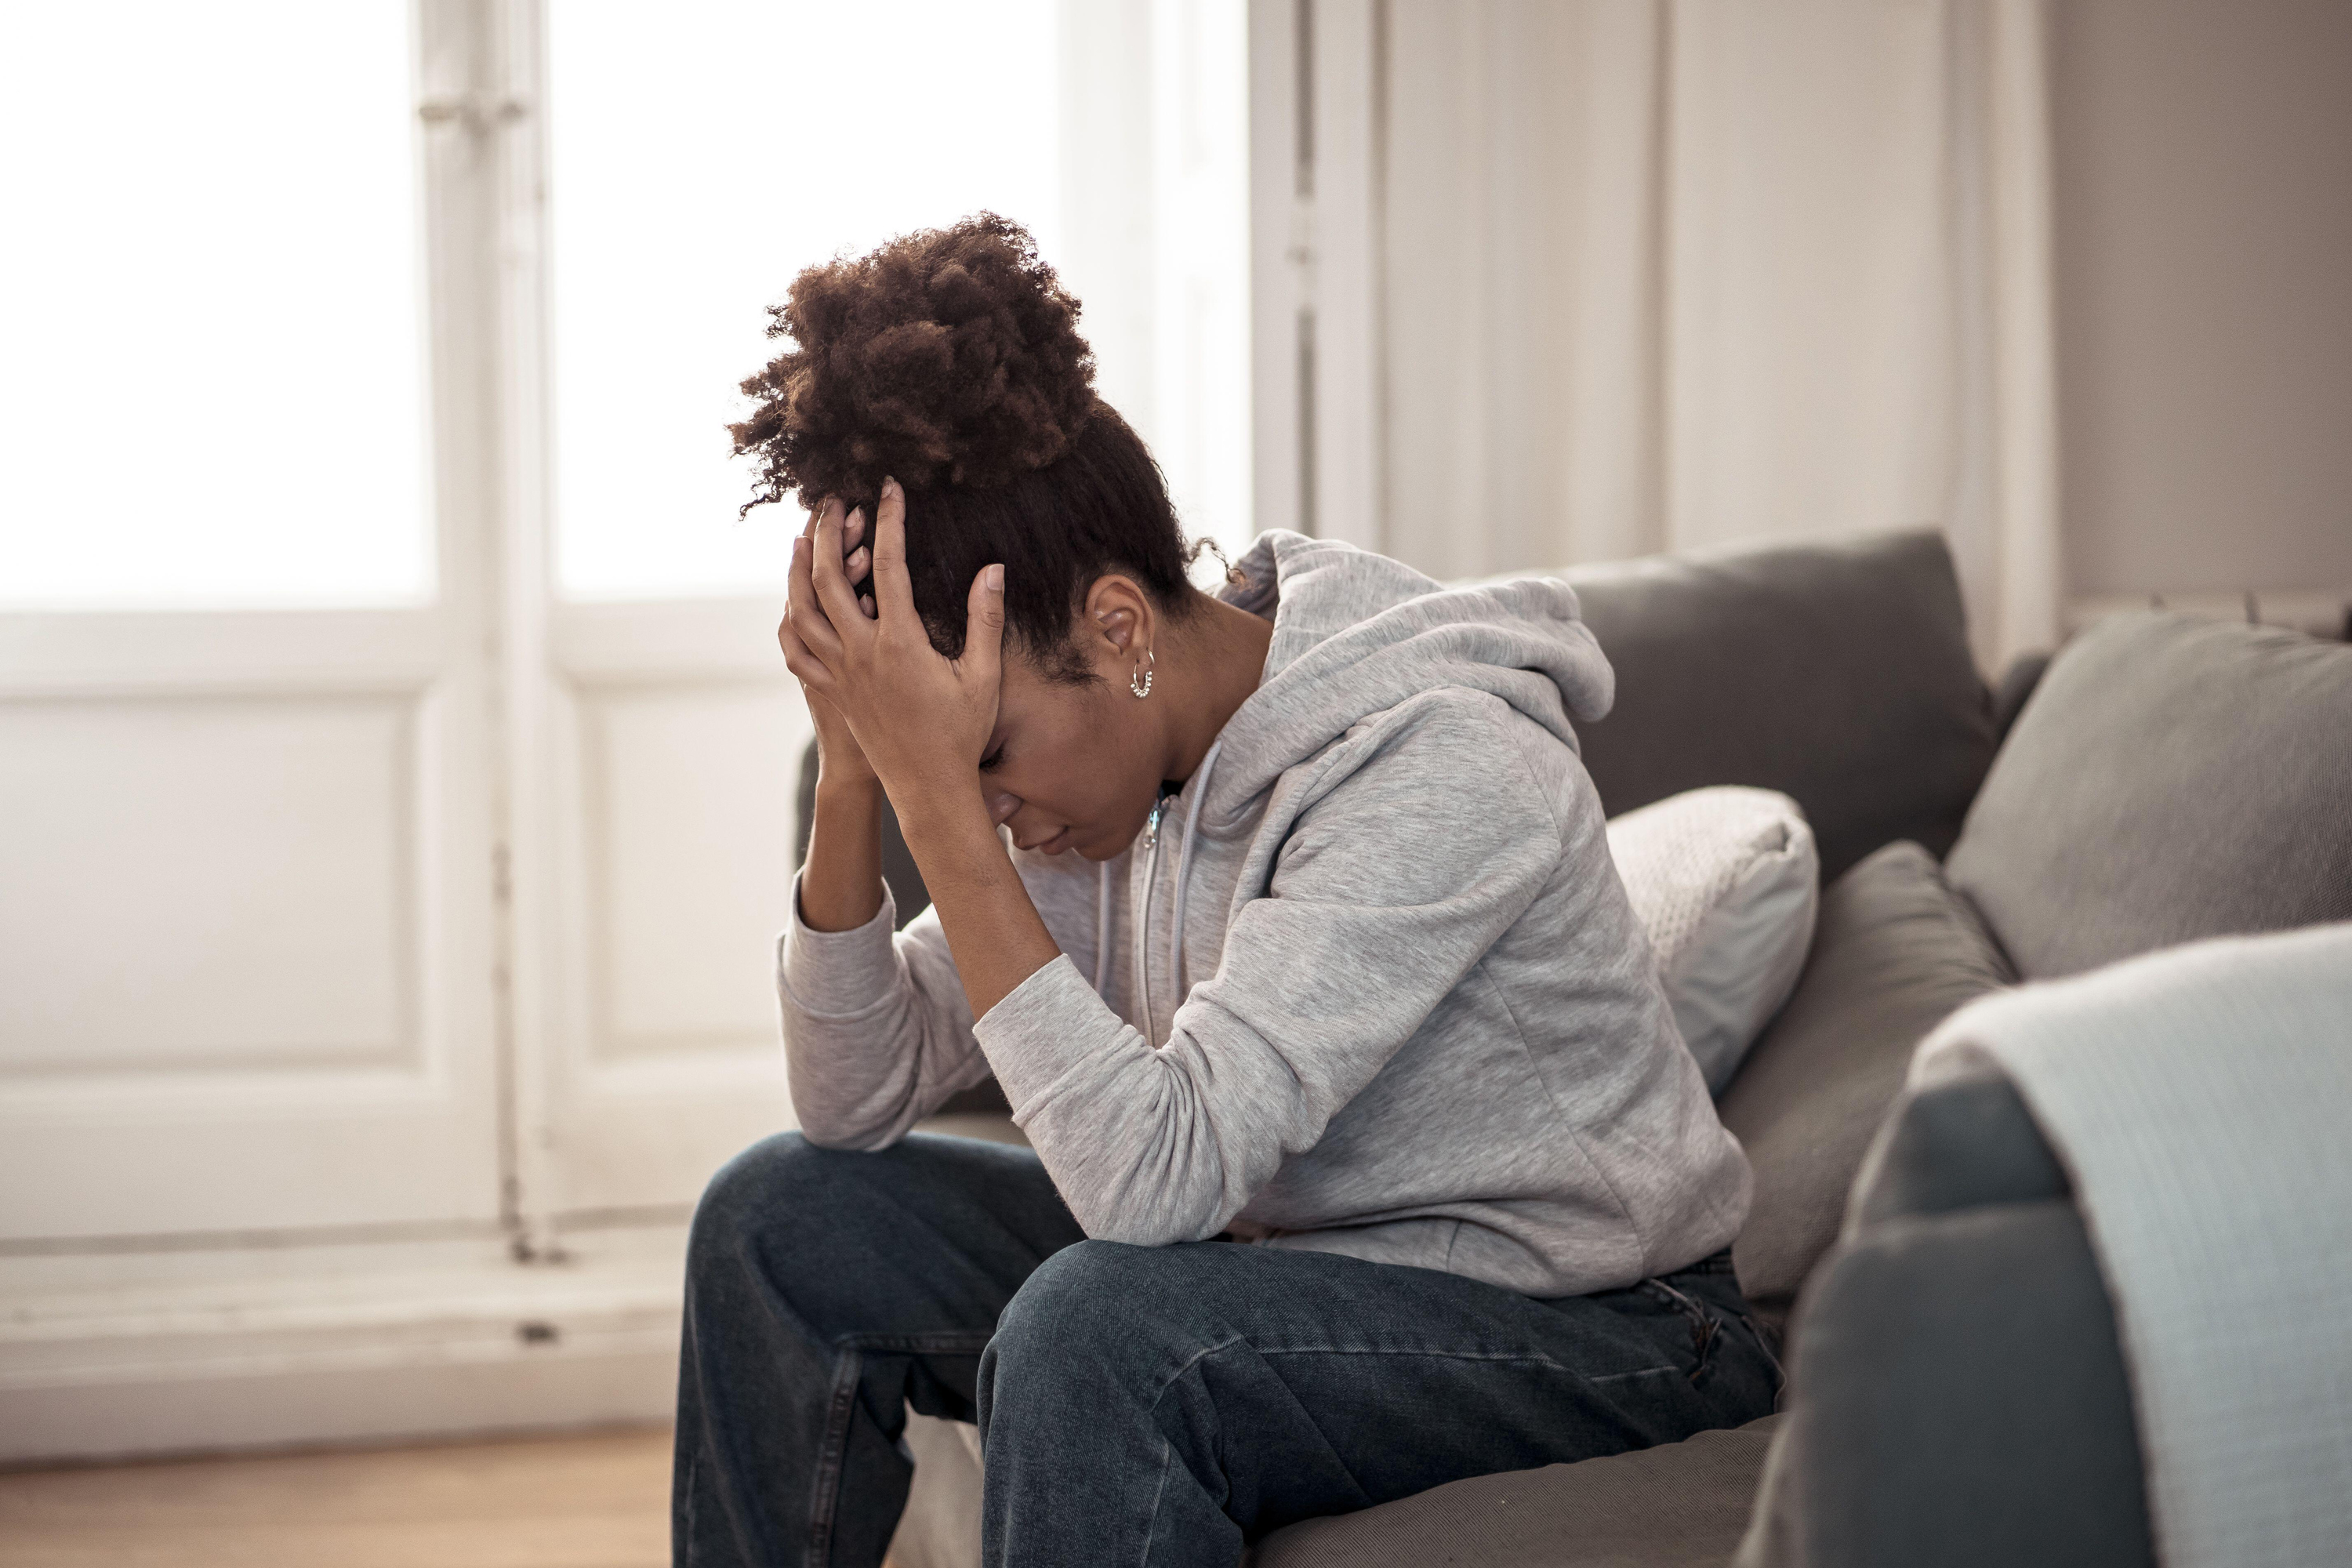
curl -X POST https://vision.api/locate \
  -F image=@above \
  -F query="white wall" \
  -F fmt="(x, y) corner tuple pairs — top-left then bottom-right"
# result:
(2051, 0), (2352, 604)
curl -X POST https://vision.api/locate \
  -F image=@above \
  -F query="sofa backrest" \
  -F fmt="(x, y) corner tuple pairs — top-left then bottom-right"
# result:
(1945, 612), (2352, 979)
(1557, 531), (1996, 881)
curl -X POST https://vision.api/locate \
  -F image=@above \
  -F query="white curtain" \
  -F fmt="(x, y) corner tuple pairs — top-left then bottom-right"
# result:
(1381, 0), (2060, 670)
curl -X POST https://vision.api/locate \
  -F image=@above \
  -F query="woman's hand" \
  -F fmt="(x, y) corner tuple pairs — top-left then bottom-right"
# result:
(778, 479), (1005, 818)
(782, 481), (1055, 1019)
(782, 503), (879, 791)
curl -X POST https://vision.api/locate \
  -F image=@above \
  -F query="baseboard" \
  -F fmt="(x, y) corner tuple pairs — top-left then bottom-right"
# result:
(0, 1223), (687, 1465)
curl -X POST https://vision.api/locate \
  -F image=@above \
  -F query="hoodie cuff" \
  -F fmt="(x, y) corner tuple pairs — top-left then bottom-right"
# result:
(778, 873), (902, 1020)
(974, 954), (1142, 1120)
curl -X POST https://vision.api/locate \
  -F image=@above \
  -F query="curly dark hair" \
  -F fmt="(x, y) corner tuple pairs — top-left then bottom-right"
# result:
(730, 213), (1203, 677)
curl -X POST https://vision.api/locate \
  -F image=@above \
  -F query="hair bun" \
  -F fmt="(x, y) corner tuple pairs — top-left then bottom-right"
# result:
(733, 212), (1098, 509)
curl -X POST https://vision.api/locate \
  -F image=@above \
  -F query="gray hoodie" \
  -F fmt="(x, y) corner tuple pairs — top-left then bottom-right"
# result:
(779, 531), (1750, 1297)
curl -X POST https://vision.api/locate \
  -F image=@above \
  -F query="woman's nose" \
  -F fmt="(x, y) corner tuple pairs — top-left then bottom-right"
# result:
(987, 792), (1023, 828)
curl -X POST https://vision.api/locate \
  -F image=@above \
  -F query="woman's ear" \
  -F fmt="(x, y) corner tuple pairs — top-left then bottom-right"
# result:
(1083, 575), (1154, 659)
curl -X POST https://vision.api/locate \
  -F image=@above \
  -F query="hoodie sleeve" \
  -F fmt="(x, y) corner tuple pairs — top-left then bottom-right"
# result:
(776, 847), (1111, 1149)
(975, 692), (1566, 1244)
(775, 881), (993, 1149)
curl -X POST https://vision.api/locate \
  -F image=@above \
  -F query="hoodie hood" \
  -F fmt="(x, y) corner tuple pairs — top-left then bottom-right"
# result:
(1201, 531), (1614, 825)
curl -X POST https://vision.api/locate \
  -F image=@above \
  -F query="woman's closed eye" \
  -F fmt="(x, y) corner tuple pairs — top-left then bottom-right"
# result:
(979, 742), (1007, 773)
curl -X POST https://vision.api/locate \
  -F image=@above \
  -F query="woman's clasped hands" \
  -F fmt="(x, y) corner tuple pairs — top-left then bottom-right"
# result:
(777, 477), (1007, 815)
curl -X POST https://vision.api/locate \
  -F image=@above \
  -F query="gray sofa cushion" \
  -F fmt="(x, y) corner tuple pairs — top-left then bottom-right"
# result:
(1249, 1415), (1784, 1568)
(1715, 842), (2013, 1332)
(1946, 611), (2352, 979)
(1739, 1070), (2151, 1568)
(1562, 532), (1995, 882)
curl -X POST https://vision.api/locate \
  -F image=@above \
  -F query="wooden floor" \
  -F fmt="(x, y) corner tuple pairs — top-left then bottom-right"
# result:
(0, 1427), (673, 1568)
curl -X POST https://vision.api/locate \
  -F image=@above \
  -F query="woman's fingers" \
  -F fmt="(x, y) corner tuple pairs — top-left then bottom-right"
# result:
(807, 499), (873, 620)
(811, 502), (869, 631)
(786, 534), (844, 664)
(869, 477), (920, 626)
(840, 508), (872, 614)
(775, 594), (835, 691)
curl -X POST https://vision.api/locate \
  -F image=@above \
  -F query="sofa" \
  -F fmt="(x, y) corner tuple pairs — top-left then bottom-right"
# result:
(786, 530), (2352, 1566)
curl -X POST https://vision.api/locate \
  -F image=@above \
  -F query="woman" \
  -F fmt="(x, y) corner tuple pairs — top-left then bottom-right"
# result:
(673, 214), (1775, 1568)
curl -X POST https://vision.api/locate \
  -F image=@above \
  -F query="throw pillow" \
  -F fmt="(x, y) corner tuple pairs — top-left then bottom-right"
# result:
(1946, 610), (2352, 980)
(1608, 786), (1820, 1092)
(1715, 841), (2015, 1334)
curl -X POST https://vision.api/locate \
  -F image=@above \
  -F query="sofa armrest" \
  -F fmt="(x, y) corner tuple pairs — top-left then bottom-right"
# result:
(1739, 1069), (2153, 1568)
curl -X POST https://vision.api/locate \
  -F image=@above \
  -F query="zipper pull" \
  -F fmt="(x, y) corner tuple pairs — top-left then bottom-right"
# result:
(1142, 798), (1165, 851)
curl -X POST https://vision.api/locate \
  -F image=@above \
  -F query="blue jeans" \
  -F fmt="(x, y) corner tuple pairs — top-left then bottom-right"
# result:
(672, 1132), (1779, 1568)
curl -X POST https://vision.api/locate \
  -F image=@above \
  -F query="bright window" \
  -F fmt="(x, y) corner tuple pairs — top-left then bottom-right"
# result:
(546, 0), (1065, 601)
(0, 3), (432, 609)
(546, 0), (1253, 602)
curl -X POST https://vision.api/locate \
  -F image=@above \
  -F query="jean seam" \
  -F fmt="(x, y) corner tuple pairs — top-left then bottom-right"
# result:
(1138, 1435), (1177, 1567)
(835, 1330), (994, 1355)
(1144, 1333), (1249, 1415)
(804, 1347), (863, 1568)
(802, 1331), (989, 1566)
(1145, 1340), (1623, 1424)
(1731, 1307), (1786, 1402)
(1253, 1345), (1570, 1367)
(1250, 1344), (1691, 1388)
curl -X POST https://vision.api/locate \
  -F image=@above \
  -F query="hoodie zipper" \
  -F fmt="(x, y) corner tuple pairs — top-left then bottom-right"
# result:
(1136, 796), (1167, 1039)
(1134, 737), (1224, 1046)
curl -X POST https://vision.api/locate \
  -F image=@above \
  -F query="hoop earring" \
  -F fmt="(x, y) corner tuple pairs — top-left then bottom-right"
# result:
(1130, 648), (1156, 699)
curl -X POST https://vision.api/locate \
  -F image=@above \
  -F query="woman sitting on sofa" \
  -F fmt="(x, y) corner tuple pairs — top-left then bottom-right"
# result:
(673, 214), (1777, 1568)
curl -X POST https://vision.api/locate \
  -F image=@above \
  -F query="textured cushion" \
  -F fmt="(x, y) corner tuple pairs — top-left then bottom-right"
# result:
(1250, 1416), (1784, 1568)
(1608, 788), (1820, 1092)
(1559, 532), (1996, 882)
(1716, 842), (2013, 1331)
(1739, 1069), (2150, 1568)
(1947, 612), (2352, 979)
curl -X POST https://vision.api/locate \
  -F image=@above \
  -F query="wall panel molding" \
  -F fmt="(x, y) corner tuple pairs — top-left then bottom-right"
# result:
(0, 687), (436, 1080)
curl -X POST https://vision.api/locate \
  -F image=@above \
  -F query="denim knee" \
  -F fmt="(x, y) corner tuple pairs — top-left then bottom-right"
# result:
(684, 1131), (845, 1274)
(987, 1240), (1195, 1402)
